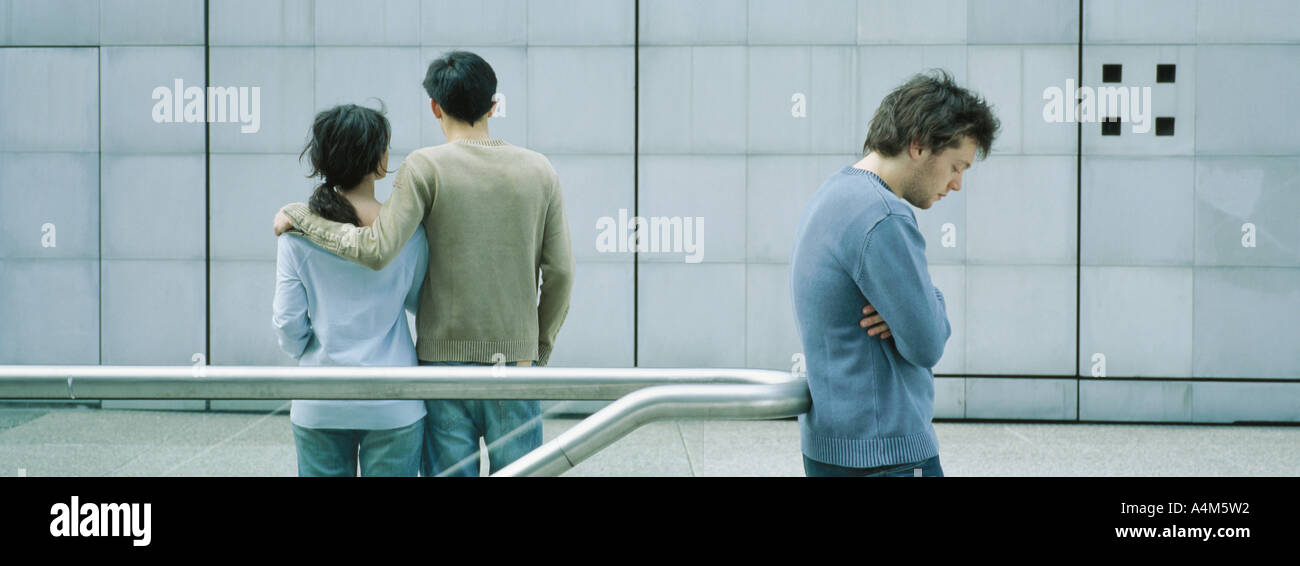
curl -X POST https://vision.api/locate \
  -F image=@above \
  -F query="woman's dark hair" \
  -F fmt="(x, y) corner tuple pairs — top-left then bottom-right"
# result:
(422, 50), (497, 125)
(863, 69), (999, 160)
(300, 102), (391, 226)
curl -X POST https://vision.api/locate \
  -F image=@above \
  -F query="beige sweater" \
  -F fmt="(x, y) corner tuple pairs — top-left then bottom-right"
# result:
(282, 139), (574, 366)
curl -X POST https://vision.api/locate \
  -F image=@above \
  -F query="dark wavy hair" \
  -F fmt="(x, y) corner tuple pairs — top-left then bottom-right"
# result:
(422, 50), (497, 125)
(863, 69), (999, 160)
(300, 103), (391, 226)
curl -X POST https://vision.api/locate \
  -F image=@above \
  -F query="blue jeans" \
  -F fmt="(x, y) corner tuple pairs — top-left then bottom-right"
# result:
(419, 360), (543, 477)
(803, 454), (945, 477)
(291, 419), (424, 477)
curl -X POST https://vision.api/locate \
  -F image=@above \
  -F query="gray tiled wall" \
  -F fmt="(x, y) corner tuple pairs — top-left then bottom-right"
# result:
(959, 4), (1079, 425)
(527, 47), (635, 154)
(97, 40), (207, 408)
(1074, 0), (1300, 424)
(99, 0), (204, 46)
(0, 48), (99, 151)
(0, 0), (100, 45)
(1076, 0), (1300, 395)
(1, 1), (1296, 423)
(0, 46), (99, 377)
(0, 260), (100, 365)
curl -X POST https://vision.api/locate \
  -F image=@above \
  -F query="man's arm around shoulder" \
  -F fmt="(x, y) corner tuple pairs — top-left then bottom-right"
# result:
(274, 155), (435, 271)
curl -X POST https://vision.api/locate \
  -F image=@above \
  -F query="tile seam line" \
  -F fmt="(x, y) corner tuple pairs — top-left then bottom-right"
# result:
(204, 0), (211, 411)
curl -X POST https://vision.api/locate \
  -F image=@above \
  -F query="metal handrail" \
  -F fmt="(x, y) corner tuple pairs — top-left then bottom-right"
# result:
(495, 380), (809, 476)
(0, 365), (811, 477)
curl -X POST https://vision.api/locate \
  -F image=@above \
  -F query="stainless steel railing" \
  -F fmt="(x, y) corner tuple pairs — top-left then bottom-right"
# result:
(0, 365), (810, 477)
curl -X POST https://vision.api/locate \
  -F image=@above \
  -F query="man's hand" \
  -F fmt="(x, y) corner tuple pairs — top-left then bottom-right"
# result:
(273, 207), (295, 236)
(860, 303), (891, 339)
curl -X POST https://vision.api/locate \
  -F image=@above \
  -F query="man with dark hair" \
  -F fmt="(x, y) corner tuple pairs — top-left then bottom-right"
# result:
(421, 51), (497, 125)
(790, 69), (998, 477)
(273, 50), (574, 477)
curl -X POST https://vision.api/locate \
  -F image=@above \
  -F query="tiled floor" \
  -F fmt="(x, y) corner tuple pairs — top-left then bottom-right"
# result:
(0, 407), (1295, 477)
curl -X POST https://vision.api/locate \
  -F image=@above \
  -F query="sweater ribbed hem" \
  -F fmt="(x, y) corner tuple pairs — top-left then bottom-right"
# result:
(417, 339), (538, 365)
(800, 422), (939, 469)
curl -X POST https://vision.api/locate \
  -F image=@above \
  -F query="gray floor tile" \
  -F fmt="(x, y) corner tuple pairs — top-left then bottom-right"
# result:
(0, 409), (47, 431)
(0, 445), (145, 477)
(677, 420), (803, 477)
(162, 445), (298, 477)
(0, 408), (1294, 477)
(547, 420), (693, 477)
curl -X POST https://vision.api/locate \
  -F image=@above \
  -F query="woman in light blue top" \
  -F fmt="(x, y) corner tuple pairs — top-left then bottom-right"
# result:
(273, 103), (429, 477)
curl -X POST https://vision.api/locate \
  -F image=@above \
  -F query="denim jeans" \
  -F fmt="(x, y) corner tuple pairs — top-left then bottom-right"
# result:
(419, 360), (543, 477)
(803, 454), (945, 477)
(291, 419), (424, 477)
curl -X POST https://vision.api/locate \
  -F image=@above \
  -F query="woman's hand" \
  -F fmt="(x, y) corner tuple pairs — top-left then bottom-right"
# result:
(860, 303), (891, 339)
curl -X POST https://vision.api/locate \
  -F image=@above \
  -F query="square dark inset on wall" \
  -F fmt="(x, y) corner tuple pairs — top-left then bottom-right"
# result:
(1157, 64), (1176, 83)
(1102, 64), (1122, 83)
(1155, 116), (1175, 136)
(1101, 117), (1121, 136)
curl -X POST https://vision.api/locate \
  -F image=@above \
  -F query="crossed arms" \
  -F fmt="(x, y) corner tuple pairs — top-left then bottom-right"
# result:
(852, 213), (951, 369)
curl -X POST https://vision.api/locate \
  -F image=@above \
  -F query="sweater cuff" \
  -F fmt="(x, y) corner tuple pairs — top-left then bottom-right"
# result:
(283, 202), (352, 251)
(282, 202), (309, 220)
(536, 343), (554, 367)
(282, 202), (312, 231)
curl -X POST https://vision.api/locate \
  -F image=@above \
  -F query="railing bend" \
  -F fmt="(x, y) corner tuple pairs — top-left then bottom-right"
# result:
(0, 365), (811, 477)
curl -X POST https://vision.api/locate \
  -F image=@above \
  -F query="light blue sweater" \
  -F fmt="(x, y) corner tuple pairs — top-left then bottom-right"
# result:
(273, 225), (429, 430)
(790, 165), (951, 468)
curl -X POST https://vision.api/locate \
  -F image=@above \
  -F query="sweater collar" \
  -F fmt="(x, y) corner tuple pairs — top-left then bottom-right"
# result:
(841, 165), (894, 193)
(452, 138), (509, 147)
